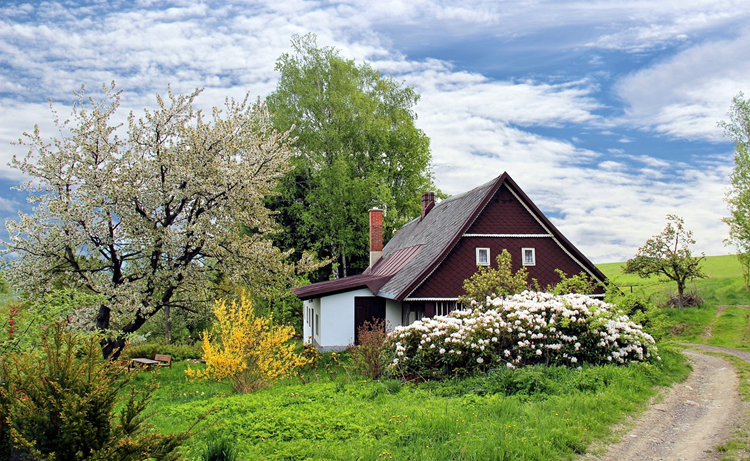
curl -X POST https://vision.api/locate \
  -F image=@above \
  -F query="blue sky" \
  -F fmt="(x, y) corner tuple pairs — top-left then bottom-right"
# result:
(1, 0), (749, 263)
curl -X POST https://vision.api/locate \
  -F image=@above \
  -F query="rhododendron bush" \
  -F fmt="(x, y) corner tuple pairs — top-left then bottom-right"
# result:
(388, 291), (658, 379)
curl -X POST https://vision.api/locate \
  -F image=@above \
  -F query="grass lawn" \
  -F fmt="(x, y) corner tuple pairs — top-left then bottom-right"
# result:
(137, 350), (688, 460)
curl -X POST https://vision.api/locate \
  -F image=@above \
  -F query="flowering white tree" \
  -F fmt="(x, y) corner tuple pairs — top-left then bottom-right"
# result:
(2, 83), (309, 356)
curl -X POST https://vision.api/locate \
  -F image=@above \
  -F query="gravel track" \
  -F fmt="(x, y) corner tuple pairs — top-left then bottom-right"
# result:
(583, 346), (749, 461)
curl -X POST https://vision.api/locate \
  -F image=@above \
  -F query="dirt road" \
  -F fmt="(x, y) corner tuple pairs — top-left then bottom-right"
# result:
(584, 347), (748, 461)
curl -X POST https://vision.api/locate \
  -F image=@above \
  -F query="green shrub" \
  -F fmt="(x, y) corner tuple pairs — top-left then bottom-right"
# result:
(123, 342), (203, 361)
(0, 323), (197, 460)
(198, 437), (239, 461)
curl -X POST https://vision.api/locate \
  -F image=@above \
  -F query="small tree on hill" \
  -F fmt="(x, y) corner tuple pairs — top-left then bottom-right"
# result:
(624, 214), (706, 308)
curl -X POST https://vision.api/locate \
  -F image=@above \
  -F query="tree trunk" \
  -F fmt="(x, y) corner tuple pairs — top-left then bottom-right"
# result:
(100, 336), (127, 360)
(98, 308), (150, 359)
(677, 283), (685, 309)
(164, 304), (172, 344)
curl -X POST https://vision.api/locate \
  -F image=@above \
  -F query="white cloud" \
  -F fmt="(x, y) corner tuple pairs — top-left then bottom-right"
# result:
(615, 32), (750, 141)
(0, 0), (743, 264)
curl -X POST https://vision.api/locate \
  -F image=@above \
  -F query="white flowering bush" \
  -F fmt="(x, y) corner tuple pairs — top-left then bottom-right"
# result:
(387, 291), (658, 379)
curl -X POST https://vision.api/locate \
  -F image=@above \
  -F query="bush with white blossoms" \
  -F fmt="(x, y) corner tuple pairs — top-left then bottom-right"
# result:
(387, 291), (658, 379)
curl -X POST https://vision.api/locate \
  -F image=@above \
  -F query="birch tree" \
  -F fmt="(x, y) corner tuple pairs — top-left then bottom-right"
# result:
(2, 83), (307, 356)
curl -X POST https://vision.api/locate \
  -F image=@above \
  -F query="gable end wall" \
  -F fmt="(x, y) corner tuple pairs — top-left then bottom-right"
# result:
(410, 183), (605, 299)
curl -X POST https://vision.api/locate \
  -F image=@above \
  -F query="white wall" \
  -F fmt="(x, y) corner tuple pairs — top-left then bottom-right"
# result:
(385, 299), (402, 331)
(318, 288), (373, 351)
(302, 298), (319, 346)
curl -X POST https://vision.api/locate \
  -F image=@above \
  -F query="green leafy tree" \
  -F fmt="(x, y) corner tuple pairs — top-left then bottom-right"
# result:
(546, 269), (600, 295)
(2, 83), (317, 357)
(266, 33), (434, 280)
(459, 249), (530, 305)
(624, 214), (706, 309)
(719, 92), (750, 287)
(0, 323), (196, 460)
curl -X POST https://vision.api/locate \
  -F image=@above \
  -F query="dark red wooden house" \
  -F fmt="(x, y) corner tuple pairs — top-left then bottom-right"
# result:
(295, 172), (607, 350)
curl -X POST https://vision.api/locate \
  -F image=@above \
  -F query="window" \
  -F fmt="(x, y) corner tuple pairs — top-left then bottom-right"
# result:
(435, 301), (458, 316)
(315, 313), (320, 336)
(522, 248), (535, 266)
(476, 248), (490, 266)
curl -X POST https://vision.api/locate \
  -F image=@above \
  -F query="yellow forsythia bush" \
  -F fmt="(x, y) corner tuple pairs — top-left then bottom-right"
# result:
(186, 295), (309, 393)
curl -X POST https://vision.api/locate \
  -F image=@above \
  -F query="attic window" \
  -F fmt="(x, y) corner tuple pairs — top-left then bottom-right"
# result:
(522, 248), (536, 266)
(476, 248), (490, 266)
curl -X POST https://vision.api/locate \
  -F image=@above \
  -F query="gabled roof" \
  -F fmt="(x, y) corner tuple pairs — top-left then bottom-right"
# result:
(294, 172), (607, 301)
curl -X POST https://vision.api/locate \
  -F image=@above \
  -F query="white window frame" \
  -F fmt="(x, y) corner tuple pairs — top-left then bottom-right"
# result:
(522, 248), (536, 266)
(476, 247), (490, 266)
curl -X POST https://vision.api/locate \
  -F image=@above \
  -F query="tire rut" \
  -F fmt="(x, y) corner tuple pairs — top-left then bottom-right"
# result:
(583, 349), (746, 461)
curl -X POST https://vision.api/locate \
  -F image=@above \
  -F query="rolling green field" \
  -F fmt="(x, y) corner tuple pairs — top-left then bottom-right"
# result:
(138, 351), (688, 460)
(600, 254), (750, 350)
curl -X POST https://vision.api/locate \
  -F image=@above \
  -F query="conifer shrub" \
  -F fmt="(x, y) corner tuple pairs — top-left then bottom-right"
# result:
(0, 323), (195, 460)
(387, 291), (658, 380)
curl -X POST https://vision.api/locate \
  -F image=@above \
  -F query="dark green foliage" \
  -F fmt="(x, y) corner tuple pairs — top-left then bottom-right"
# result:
(266, 33), (434, 280)
(198, 437), (239, 461)
(0, 323), (196, 460)
(122, 342), (203, 361)
(0, 275), (8, 295)
(252, 284), (305, 335)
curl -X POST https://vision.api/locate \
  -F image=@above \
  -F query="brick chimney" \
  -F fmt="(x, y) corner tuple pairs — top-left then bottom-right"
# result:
(369, 208), (383, 267)
(421, 192), (435, 220)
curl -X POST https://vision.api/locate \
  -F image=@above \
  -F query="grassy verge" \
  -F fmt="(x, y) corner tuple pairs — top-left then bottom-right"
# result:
(138, 349), (688, 460)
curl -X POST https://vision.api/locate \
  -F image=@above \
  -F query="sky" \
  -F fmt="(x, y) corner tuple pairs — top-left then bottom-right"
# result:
(1, 0), (749, 264)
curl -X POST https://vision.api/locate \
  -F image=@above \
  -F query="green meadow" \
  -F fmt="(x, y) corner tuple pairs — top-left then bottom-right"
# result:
(9, 254), (750, 459)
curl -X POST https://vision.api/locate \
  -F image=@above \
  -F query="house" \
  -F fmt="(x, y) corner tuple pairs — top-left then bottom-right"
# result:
(294, 172), (607, 351)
